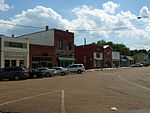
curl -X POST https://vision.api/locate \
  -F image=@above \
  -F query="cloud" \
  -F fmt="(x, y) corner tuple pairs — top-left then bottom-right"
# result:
(140, 6), (150, 17)
(4, 6), (70, 35)
(103, 1), (119, 14)
(0, 0), (13, 11)
(0, 1), (150, 50)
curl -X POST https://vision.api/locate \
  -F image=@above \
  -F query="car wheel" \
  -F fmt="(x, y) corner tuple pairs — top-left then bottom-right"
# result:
(45, 73), (51, 77)
(77, 70), (82, 74)
(61, 72), (65, 76)
(14, 75), (20, 81)
(33, 74), (37, 79)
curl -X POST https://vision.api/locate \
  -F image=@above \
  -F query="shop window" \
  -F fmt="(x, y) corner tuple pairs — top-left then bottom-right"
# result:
(5, 60), (10, 67)
(19, 60), (24, 67)
(11, 60), (16, 67)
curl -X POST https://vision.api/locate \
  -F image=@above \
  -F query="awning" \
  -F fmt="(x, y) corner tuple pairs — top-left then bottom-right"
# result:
(58, 57), (75, 62)
(121, 59), (127, 62)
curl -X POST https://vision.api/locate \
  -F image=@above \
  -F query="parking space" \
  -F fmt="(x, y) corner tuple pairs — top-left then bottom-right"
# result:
(0, 67), (150, 113)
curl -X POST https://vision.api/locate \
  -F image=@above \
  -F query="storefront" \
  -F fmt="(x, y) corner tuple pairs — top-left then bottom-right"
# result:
(57, 57), (75, 67)
(0, 35), (29, 68)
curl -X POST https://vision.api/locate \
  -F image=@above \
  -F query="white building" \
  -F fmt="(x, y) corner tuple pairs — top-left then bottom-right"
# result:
(0, 35), (29, 68)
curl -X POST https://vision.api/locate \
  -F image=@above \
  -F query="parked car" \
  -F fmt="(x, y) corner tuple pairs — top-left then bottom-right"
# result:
(131, 63), (143, 67)
(53, 67), (68, 76)
(140, 61), (150, 67)
(67, 64), (85, 74)
(0, 66), (29, 81)
(37, 67), (57, 77)
(28, 68), (44, 78)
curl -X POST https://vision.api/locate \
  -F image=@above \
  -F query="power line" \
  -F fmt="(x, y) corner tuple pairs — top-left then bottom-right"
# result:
(0, 21), (148, 32)
(0, 22), (44, 29)
(70, 23), (148, 31)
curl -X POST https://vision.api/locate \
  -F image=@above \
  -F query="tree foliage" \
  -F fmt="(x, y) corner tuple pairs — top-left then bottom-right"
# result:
(97, 40), (130, 55)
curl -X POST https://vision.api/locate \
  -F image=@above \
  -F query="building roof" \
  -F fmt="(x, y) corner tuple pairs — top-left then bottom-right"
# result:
(126, 56), (134, 60)
(16, 28), (73, 38)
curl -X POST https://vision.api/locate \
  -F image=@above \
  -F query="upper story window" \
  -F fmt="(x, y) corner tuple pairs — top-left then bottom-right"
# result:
(4, 41), (27, 49)
(96, 53), (100, 58)
(58, 40), (63, 50)
(67, 41), (72, 50)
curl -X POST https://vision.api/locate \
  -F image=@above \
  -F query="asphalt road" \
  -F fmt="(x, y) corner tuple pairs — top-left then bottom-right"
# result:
(0, 67), (150, 113)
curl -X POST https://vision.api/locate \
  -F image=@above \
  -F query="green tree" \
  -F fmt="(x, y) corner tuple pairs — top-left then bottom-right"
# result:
(96, 40), (130, 55)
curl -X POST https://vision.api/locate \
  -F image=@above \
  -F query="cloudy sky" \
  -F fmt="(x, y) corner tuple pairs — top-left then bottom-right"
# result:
(0, 0), (150, 50)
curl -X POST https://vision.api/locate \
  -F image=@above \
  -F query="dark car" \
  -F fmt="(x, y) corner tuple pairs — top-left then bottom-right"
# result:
(28, 68), (44, 79)
(140, 61), (150, 67)
(0, 66), (29, 81)
(37, 67), (57, 77)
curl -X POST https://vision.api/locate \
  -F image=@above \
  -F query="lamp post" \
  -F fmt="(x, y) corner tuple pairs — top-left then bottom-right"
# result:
(137, 16), (149, 19)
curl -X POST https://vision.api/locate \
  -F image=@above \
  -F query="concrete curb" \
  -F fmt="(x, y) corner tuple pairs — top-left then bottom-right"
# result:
(85, 67), (128, 72)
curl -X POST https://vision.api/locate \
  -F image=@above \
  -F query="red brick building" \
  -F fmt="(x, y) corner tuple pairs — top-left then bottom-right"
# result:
(29, 44), (56, 68)
(75, 44), (112, 69)
(103, 45), (112, 68)
(18, 28), (75, 68)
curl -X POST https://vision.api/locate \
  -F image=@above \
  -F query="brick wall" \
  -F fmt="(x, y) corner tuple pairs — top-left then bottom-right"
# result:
(75, 44), (104, 69)
(29, 44), (56, 67)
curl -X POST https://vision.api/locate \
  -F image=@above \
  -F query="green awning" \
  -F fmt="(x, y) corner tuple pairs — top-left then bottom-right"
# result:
(121, 59), (127, 62)
(58, 57), (75, 62)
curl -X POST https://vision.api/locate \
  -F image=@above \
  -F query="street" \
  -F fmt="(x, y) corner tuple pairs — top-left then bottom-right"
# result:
(0, 67), (150, 113)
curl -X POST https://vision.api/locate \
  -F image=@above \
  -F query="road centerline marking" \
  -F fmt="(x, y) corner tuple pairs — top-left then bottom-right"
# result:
(119, 75), (150, 91)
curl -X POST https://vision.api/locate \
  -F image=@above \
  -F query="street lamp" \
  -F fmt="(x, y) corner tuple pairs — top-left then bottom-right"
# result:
(137, 16), (150, 19)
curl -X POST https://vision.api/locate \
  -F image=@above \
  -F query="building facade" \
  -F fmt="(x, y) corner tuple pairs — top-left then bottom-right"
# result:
(17, 28), (75, 68)
(112, 51), (120, 67)
(75, 44), (112, 69)
(103, 46), (112, 68)
(0, 35), (29, 68)
(29, 44), (55, 68)
(120, 55), (135, 67)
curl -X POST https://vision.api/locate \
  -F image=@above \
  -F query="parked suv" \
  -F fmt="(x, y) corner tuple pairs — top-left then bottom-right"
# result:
(67, 64), (85, 74)
(0, 66), (29, 81)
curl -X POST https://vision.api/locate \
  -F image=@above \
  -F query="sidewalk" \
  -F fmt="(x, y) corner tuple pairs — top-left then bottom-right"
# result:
(85, 67), (128, 72)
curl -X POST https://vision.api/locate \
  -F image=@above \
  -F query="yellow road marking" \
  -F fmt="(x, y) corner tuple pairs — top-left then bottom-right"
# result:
(119, 75), (150, 91)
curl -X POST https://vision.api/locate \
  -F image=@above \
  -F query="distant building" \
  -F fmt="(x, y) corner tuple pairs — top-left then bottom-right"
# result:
(75, 44), (112, 69)
(17, 27), (75, 68)
(120, 55), (135, 67)
(0, 35), (29, 68)
(112, 51), (120, 67)
(103, 45), (112, 68)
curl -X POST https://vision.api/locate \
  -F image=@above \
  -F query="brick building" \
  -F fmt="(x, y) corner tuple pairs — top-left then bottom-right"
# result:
(17, 27), (75, 68)
(29, 44), (55, 68)
(75, 44), (112, 69)
(103, 45), (112, 68)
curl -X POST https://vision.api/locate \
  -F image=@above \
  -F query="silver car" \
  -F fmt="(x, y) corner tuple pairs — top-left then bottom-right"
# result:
(37, 67), (57, 77)
(67, 64), (85, 74)
(53, 67), (68, 76)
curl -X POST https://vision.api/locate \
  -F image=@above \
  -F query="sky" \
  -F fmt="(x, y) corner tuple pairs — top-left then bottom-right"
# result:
(0, 0), (150, 50)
